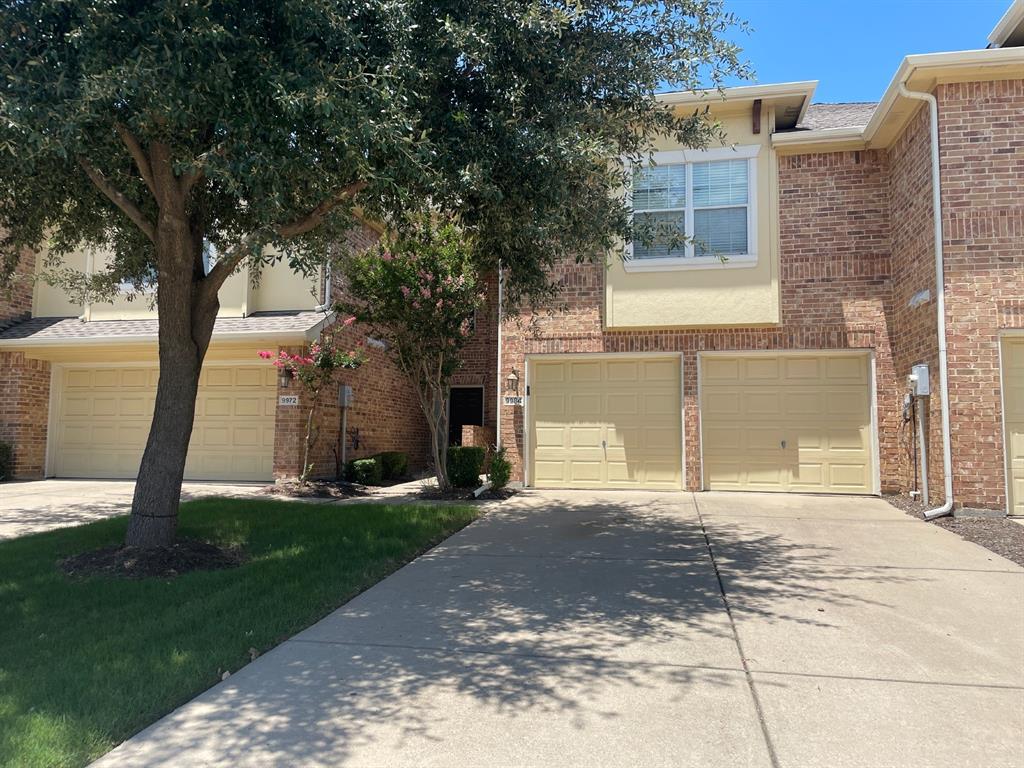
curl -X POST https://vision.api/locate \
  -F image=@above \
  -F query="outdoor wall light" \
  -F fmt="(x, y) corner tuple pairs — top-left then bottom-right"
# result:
(278, 368), (294, 389)
(505, 369), (520, 395)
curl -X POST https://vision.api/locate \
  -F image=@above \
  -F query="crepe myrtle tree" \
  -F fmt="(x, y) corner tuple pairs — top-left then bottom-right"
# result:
(337, 219), (483, 491)
(0, 1), (747, 546)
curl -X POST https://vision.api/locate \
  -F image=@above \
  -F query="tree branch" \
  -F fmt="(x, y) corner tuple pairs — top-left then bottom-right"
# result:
(78, 157), (156, 243)
(204, 180), (366, 291)
(278, 181), (368, 238)
(114, 123), (157, 200)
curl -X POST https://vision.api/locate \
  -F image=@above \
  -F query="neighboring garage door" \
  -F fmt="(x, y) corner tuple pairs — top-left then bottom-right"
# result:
(1002, 338), (1024, 515)
(53, 365), (276, 481)
(530, 356), (682, 490)
(700, 352), (875, 494)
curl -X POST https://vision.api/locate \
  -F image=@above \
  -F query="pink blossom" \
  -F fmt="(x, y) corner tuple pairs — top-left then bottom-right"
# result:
(401, 285), (411, 298)
(343, 315), (357, 326)
(380, 251), (394, 262)
(412, 300), (420, 310)
(436, 299), (443, 309)
(257, 350), (273, 359)
(421, 287), (431, 299)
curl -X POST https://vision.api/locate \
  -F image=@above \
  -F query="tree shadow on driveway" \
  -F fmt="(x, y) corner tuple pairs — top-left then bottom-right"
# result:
(95, 491), (931, 768)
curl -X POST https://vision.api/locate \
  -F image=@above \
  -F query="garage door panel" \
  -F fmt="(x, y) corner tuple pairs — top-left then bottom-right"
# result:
(530, 356), (681, 490)
(1002, 339), (1024, 515)
(54, 364), (275, 481)
(701, 353), (874, 495)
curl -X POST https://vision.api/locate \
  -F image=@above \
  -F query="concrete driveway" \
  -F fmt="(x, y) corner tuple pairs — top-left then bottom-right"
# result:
(93, 490), (1024, 768)
(0, 479), (265, 539)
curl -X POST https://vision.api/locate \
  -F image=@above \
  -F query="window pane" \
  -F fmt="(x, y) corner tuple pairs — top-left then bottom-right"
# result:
(694, 207), (748, 257)
(632, 211), (687, 260)
(632, 164), (685, 210)
(692, 159), (748, 207)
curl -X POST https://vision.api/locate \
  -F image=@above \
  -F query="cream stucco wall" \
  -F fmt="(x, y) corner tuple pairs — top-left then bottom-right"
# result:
(30, 246), (316, 319)
(248, 253), (322, 313)
(605, 107), (780, 329)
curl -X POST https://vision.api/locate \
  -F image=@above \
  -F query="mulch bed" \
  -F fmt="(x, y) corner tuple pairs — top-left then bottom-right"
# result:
(885, 494), (1024, 568)
(261, 480), (371, 499)
(61, 539), (246, 580)
(417, 486), (518, 502)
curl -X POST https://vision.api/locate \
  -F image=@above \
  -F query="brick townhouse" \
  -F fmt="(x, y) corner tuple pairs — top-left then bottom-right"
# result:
(483, 11), (1024, 515)
(1, 4), (1022, 518)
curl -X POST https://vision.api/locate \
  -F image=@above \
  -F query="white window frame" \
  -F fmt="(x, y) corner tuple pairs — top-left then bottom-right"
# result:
(625, 144), (760, 272)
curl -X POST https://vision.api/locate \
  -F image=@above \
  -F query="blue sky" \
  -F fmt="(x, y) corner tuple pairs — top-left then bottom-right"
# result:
(719, 0), (1009, 103)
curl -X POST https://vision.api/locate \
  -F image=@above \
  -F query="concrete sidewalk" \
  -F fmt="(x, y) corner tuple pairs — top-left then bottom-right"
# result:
(92, 491), (1024, 767)
(0, 479), (265, 539)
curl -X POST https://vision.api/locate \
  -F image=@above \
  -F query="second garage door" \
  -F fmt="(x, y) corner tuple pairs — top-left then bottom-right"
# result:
(529, 356), (682, 490)
(53, 364), (277, 481)
(700, 352), (875, 494)
(1002, 337), (1024, 515)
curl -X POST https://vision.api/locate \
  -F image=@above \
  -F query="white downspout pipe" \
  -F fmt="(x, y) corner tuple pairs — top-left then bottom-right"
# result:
(899, 81), (954, 520)
(495, 263), (504, 448)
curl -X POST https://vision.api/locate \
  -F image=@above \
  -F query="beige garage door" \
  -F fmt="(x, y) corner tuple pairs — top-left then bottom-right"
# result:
(700, 353), (875, 494)
(530, 356), (682, 490)
(53, 365), (277, 481)
(1002, 338), (1024, 515)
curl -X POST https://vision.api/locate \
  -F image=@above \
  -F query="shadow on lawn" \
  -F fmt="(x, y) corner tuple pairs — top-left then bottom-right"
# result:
(93, 491), (930, 767)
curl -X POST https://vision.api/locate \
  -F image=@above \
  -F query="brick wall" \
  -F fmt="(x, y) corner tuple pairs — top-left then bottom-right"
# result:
(272, 223), (432, 481)
(453, 273), (499, 430)
(889, 105), (945, 504)
(499, 147), (898, 489)
(0, 248), (34, 329)
(937, 79), (1024, 510)
(0, 351), (50, 479)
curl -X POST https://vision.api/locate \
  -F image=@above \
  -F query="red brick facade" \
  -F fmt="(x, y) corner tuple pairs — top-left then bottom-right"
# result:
(0, 351), (50, 479)
(272, 223), (431, 480)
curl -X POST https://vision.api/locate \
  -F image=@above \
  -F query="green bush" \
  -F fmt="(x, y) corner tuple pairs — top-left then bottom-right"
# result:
(375, 451), (409, 480)
(489, 446), (511, 490)
(0, 441), (11, 481)
(350, 457), (383, 485)
(447, 446), (486, 488)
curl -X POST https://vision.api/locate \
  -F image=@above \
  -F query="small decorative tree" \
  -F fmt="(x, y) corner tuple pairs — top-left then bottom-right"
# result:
(338, 219), (484, 491)
(260, 317), (366, 484)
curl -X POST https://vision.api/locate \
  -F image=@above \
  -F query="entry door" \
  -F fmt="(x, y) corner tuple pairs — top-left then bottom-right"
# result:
(529, 356), (682, 489)
(448, 387), (484, 447)
(700, 352), (875, 494)
(1002, 338), (1024, 515)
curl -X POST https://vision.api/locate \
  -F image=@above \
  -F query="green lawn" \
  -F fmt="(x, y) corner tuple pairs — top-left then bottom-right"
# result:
(0, 498), (479, 768)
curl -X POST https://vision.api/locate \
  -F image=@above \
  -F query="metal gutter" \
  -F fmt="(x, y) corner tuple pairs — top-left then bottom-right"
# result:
(897, 81), (954, 521)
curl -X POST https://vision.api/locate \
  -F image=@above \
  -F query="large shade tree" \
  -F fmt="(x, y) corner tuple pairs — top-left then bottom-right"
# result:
(0, 1), (747, 547)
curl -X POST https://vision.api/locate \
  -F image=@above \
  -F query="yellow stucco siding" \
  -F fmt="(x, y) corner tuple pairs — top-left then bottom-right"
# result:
(605, 109), (780, 329)
(248, 254), (321, 313)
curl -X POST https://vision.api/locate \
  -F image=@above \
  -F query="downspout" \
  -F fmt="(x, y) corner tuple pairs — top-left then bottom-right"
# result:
(495, 263), (504, 448)
(898, 81), (954, 520)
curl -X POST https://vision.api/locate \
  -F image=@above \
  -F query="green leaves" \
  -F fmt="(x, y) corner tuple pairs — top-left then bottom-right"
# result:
(0, 1), (749, 306)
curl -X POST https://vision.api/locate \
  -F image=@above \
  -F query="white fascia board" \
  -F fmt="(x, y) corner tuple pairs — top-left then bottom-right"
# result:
(656, 81), (818, 106)
(989, 0), (1024, 46)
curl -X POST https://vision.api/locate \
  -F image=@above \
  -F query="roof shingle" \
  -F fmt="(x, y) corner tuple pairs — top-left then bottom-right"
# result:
(795, 102), (878, 131)
(0, 310), (328, 343)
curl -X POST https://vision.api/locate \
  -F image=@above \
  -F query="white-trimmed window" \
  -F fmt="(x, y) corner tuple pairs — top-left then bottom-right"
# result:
(627, 145), (759, 270)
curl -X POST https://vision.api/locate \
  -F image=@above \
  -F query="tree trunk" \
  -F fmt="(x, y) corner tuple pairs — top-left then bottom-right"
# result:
(426, 384), (450, 491)
(125, 208), (218, 548)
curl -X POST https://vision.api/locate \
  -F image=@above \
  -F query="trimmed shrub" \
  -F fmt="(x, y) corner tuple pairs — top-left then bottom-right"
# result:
(375, 451), (409, 480)
(489, 446), (511, 490)
(350, 457), (383, 485)
(0, 441), (11, 481)
(447, 446), (486, 488)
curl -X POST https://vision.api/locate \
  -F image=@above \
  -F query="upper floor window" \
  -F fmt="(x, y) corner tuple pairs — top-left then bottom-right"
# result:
(627, 145), (759, 271)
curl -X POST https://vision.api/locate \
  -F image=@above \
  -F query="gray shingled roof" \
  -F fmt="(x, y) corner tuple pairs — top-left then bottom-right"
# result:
(796, 102), (878, 131)
(0, 310), (328, 343)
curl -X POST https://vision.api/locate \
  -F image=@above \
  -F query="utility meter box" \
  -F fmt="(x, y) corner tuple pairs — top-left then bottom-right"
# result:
(909, 364), (931, 397)
(339, 384), (354, 407)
